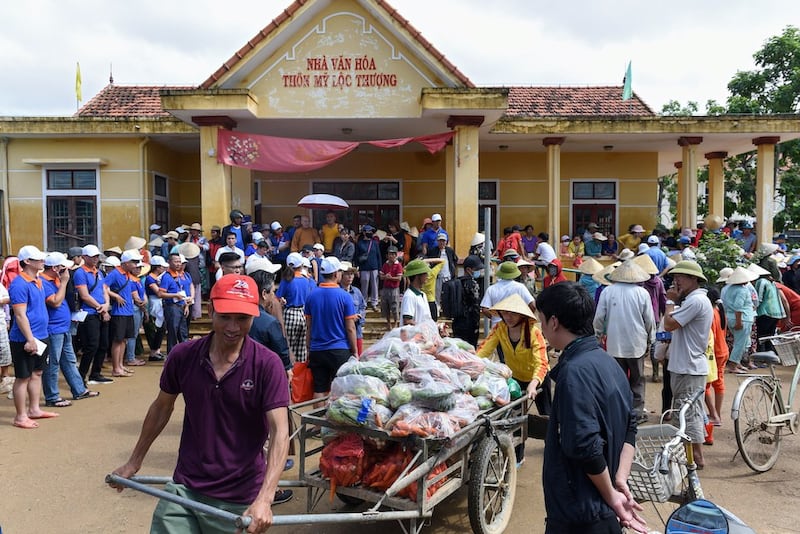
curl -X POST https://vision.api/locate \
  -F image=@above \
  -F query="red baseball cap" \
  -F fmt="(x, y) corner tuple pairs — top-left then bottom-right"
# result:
(210, 274), (259, 316)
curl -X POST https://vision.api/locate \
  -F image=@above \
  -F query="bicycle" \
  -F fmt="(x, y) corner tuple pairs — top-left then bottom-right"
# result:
(730, 330), (800, 472)
(628, 389), (705, 526)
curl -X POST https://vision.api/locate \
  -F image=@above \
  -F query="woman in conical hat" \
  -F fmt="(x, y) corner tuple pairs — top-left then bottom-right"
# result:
(476, 293), (549, 465)
(722, 266), (758, 374)
(577, 256), (603, 298)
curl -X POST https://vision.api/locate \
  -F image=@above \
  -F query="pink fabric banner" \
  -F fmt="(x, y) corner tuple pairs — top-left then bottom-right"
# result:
(217, 129), (455, 173)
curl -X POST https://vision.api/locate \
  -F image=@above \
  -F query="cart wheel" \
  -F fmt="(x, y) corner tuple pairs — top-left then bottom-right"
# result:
(468, 433), (517, 534)
(336, 492), (365, 506)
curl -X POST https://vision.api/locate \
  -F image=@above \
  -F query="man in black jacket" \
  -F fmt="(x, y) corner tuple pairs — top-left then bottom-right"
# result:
(536, 282), (646, 534)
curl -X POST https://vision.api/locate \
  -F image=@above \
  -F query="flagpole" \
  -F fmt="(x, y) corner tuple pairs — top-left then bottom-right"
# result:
(75, 62), (82, 111)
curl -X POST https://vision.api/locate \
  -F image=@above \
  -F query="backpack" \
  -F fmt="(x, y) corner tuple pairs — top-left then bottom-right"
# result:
(440, 277), (464, 319)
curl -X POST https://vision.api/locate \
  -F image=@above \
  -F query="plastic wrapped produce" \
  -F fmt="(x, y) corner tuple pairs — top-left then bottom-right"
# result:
(470, 372), (511, 406)
(327, 395), (394, 429)
(482, 358), (514, 379)
(319, 433), (369, 490)
(434, 345), (486, 379)
(337, 356), (402, 386)
(399, 319), (444, 354)
(360, 337), (421, 364)
(330, 374), (390, 407)
(447, 393), (481, 426)
(385, 403), (461, 439)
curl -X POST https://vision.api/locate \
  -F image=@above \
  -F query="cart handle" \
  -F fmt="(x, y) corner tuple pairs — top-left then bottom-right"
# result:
(105, 474), (251, 529)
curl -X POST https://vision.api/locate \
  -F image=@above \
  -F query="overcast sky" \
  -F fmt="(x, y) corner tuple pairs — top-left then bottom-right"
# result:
(2, 0), (797, 116)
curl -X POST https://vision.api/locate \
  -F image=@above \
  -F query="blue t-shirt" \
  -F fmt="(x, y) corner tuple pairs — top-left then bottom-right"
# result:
(343, 284), (366, 339)
(275, 275), (315, 307)
(230, 227), (244, 250)
(41, 274), (71, 335)
(176, 272), (193, 296)
(145, 274), (161, 297)
(73, 266), (105, 315)
(304, 283), (356, 351)
(159, 271), (183, 305)
(270, 234), (289, 263)
(9, 273), (49, 342)
(104, 267), (136, 316)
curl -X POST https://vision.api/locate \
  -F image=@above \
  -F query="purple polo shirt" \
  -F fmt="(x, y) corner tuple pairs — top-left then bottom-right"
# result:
(160, 334), (289, 503)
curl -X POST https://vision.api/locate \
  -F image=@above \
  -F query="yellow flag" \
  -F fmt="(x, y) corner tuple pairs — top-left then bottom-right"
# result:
(75, 62), (82, 102)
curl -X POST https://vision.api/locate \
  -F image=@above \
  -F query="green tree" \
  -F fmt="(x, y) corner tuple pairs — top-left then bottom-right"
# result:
(661, 27), (800, 228)
(726, 26), (800, 230)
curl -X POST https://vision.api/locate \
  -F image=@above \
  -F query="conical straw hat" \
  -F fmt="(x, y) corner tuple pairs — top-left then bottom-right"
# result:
(578, 256), (604, 275)
(725, 266), (758, 285)
(178, 242), (201, 260)
(632, 254), (659, 275)
(592, 262), (620, 287)
(489, 294), (535, 319)
(607, 260), (651, 283)
(124, 236), (146, 250)
(618, 248), (635, 261)
(746, 263), (771, 277)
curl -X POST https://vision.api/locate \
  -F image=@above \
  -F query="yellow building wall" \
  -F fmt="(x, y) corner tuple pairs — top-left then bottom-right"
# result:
(481, 151), (659, 239)
(5, 137), (146, 251)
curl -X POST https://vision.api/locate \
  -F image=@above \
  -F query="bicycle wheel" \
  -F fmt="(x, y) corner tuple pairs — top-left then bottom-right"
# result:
(733, 378), (782, 472)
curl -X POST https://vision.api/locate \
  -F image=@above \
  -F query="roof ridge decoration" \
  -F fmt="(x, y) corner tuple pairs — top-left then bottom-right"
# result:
(200, 0), (472, 90)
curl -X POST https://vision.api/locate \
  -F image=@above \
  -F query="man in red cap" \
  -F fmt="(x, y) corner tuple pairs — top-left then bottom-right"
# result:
(110, 274), (290, 531)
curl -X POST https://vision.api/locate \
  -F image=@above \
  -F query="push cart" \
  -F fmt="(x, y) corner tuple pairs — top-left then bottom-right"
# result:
(107, 396), (528, 534)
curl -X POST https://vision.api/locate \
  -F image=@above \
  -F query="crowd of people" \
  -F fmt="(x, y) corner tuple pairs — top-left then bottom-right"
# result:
(5, 205), (798, 532)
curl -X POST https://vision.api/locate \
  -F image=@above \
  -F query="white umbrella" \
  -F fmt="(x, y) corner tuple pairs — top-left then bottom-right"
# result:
(297, 194), (349, 210)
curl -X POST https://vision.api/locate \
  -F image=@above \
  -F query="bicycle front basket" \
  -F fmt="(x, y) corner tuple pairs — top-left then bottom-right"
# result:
(770, 337), (800, 366)
(628, 424), (688, 503)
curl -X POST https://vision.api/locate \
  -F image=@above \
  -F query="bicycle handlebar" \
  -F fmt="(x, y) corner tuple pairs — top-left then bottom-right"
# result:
(657, 388), (704, 475)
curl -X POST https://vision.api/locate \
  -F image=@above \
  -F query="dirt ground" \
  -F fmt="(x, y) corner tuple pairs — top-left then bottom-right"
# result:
(1, 358), (798, 534)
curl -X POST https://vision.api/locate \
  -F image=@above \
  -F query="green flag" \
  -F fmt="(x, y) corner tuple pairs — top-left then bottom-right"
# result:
(622, 61), (632, 101)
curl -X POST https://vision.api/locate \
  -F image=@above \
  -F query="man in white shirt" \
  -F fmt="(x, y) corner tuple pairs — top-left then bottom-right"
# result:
(593, 260), (655, 422)
(480, 262), (536, 327)
(214, 232), (245, 269)
(400, 259), (432, 326)
(534, 232), (557, 267)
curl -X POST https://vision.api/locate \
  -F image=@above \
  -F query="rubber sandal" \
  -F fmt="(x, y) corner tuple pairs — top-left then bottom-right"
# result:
(13, 419), (38, 429)
(73, 390), (100, 400)
(111, 372), (132, 378)
(126, 359), (146, 367)
(45, 398), (72, 408)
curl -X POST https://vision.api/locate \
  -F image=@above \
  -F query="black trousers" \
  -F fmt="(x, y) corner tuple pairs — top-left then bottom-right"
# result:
(77, 314), (108, 379)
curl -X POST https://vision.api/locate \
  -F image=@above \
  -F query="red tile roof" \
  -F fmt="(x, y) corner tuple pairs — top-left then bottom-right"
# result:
(200, 0), (473, 89)
(507, 86), (655, 117)
(76, 85), (192, 118)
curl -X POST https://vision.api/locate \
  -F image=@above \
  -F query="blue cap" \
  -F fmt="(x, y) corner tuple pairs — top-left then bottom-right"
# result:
(363, 224), (375, 232)
(788, 255), (800, 266)
(679, 236), (692, 244)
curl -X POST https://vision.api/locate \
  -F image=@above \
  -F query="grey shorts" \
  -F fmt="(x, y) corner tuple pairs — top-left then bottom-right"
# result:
(0, 324), (11, 366)
(380, 287), (399, 318)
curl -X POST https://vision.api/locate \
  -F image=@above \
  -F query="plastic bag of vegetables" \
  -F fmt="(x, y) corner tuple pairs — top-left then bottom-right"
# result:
(337, 356), (402, 386)
(482, 358), (514, 379)
(385, 403), (461, 439)
(447, 393), (481, 426)
(326, 395), (394, 429)
(319, 433), (369, 494)
(407, 378), (459, 411)
(469, 372), (511, 406)
(330, 374), (390, 407)
(399, 319), (444, 354)
(434, 345), (486, 379)
(360, 337), (421, 364)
